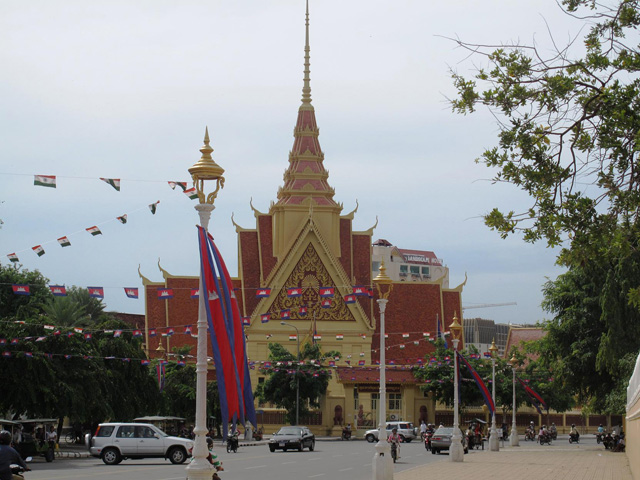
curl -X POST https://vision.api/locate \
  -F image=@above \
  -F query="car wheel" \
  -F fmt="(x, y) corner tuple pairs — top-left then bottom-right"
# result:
(309, 441), (315, 451)
(168, 447), (187, 464)
(102, 448), (122, 465)
(269, 445), (276, 452)
(366, 434), (375, 443)
(283, 447), (288, 452)
(399, 435), (406, 443)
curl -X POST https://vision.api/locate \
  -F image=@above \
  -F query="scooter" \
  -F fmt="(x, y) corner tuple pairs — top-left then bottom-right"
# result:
(423, 431), (433, 451)
(341, 428), (351, 441)
(226, 434), (239, 453)
(569, 432), (580, 444)
(390, 442), (398, 463)
(253, 427), (263, 442)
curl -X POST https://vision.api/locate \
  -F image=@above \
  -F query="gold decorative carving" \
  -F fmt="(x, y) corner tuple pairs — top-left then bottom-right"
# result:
(270, 242), (356, 322)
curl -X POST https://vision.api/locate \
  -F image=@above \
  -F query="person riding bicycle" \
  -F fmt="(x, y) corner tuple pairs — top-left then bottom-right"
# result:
(387, 427), (401, 459)
(0, 430), (30, 480)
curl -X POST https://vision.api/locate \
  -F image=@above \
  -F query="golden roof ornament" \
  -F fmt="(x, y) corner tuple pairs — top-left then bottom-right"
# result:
(188, 127), (225, 205)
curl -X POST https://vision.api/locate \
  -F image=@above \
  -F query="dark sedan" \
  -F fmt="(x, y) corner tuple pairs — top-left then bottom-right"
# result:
(268, 426), (315, 452)
(430, 426), (469, 454)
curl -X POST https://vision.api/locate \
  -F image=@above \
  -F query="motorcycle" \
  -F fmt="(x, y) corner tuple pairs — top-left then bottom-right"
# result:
(596, 432), (604, 444)
(341, 428), (352, 441)
(538, 432), (552, 446)
(525, 428), (535, 441)
(569, 432), (580, 444)
(253, 427), (263, 442)
(423, 431), (433, 451)
(549, 429), (557, 440)
(390, 442), (398, 463)
(226, 434), (239, 453)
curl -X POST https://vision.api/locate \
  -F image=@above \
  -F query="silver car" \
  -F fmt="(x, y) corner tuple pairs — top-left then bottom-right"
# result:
(86, 423), (194, 465)
(430, 426), (469, 454)
(365, 421), (417, 443)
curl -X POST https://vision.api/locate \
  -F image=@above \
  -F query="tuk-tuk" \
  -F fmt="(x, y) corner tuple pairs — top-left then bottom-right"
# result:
(15, 418), (59, 462)
(0, 419), (19, 444)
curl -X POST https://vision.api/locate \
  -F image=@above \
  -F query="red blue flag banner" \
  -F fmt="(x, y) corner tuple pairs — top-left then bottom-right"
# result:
(280, 309), (291, 319)
(287, 287), (302, 297)
(12, 284), (30, 296)
(352, 285), (367, 296)
(125, 288), (139, 299)
(49, 285), (67, 296)
(256, 288), (271, 298)
(157, 288), (174, 299)
(319, 287), (334, 297)
(88, 287), (104, 299)
(261, 314), (270, 323)
(457, 352), (495, 415)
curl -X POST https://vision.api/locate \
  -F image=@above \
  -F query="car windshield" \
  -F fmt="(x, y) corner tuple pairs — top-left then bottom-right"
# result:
(435, 427), (453, 435)
(276, 427), (302, 436)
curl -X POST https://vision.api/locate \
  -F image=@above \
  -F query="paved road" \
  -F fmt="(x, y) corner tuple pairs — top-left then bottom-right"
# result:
(22, 438), (448, 480)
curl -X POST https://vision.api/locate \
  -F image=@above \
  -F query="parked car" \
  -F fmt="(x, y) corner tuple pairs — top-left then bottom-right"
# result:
(86, 422), (194, 465)
(268, 426), (315, 452)
(430, 426), (469, 455)
(364, 421), (417, 443)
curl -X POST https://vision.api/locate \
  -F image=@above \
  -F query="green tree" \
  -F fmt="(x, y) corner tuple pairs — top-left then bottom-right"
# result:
(449, 0), (640, 413)
(450, 0), (640, 264)
(0, 263), (51, 320)
(255, 342), (338, 425)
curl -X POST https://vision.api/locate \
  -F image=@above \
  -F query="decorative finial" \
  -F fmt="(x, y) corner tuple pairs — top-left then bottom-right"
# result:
(301, 0), (312, 105)
(189, 127), (225, 205)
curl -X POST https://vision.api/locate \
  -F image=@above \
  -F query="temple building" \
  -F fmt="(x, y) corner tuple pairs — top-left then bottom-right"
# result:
(140, 3), (464, 434)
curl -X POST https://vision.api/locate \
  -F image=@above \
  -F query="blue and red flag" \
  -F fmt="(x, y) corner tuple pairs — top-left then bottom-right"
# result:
(319, 287), (334, 297)
(517, 376), (547, 412)
(457, 352), (495, 415)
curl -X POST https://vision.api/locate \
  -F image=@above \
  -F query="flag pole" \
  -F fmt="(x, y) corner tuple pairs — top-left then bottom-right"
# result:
(187, 128), (225, 480)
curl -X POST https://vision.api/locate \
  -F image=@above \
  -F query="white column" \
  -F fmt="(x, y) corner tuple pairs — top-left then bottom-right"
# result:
(509, 367), (519, 447)
(373, 298), (392, 480)
(186, 203), (215, 480)
(449, 338), (464, 462)
(489, 358), (499, 451)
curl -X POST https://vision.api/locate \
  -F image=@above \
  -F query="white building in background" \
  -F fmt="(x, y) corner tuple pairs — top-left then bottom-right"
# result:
(371, 239), (449, 287)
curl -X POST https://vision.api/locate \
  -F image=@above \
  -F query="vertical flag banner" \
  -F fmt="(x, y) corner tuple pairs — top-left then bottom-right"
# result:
(100, 178), (121, 191)
(34, 175), (56, 188)
(457, 352), (495, 414)
(57, 236), (71, 247)
(198, 225), (257, 438)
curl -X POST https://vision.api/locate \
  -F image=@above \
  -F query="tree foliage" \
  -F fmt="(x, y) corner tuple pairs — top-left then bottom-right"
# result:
(0, 264), (159, 423)
(255, 342), (339, 425)
(449, 0), (640, 413)
(450, 0), (640, 265)
(413, 340), (574, 416)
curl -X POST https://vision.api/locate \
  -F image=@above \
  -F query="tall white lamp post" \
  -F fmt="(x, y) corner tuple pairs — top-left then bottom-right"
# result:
(186, 128), (225, 480)
(281, 321), (301, 426)
(372, 261), (393, 480)
(488, 339), (499, 451)
(509, 353), (520, 447)
(449, 313), (464, 462)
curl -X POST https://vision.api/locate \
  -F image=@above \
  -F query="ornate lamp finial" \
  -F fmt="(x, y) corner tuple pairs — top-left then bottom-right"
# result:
(188, 127), (225, 204)
(509, 353), (518, 367)
(489, 338), (498, 357)
(373, 259), (393, 299)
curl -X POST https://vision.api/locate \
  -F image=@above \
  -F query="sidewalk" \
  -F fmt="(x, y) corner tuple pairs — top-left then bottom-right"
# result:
(396, 444), (633, 480)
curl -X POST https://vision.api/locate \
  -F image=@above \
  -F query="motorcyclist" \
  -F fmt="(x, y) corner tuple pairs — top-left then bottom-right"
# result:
(387, 427), (401, 459)
(0, 430), (30, 480)
(342, 424), (352, 440)
(597, 424), (605, 434)
(569, 424), (580, 442)
(227, 428), (239, 451)
(549, 423), (557, 438)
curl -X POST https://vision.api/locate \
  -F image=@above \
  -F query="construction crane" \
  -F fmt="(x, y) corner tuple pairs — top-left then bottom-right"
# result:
(461, 302), (517, 311)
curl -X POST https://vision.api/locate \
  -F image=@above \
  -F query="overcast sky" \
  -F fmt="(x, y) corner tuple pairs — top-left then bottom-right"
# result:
(1, 0), (581, 324)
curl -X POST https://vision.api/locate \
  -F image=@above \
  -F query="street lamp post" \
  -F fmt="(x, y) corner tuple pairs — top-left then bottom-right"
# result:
(372, 261), (393, 480)
(281, 321), (301, 426)
(488, 339), (499, 451)
(186, 128), (225, 480)
(448, 314), (464, 462)
(509, 353), (520, 447)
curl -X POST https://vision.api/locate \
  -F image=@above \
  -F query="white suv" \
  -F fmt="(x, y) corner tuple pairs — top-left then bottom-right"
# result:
(86, 423), (194, 465)
(365, 421), (418, 443)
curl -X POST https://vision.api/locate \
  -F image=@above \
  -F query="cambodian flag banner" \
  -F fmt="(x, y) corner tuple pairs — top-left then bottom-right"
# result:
(319, 287), (334, 297)
(287, 287), (302, 297)
(197, 226), (256, 440)
(457, 352), (495, 415)
(517, 376), (547, 412)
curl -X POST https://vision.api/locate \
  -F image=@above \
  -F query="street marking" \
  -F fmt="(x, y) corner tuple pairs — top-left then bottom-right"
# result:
(332, 454), (344, 457)
(309, 474), (325, 478)
(339, 467), (353, 472)
(245, 464), (267, 469)
(282, 461), (297, 464)
(307, 457), (321, 460)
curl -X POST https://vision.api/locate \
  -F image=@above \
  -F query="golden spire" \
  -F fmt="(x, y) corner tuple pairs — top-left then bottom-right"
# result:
(301, 0), (312, 107)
